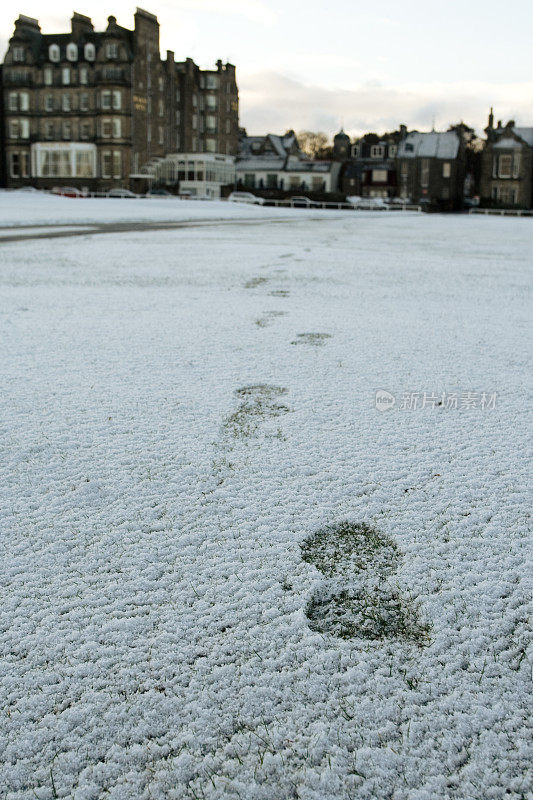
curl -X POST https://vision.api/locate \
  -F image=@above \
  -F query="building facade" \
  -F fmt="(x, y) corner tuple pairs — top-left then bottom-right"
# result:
(340, 128), (405, 198)
(236, 131), (341, 195)
(479, 112), (533, 209)
(396, 130), (465, 209)
(1, 10), (239, 191)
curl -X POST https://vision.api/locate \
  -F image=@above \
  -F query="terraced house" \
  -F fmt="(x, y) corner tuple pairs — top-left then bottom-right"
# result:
(1, 9), (239, 193)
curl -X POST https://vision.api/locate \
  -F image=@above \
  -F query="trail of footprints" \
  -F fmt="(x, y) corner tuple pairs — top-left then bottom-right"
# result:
(212, 258), (430, 644)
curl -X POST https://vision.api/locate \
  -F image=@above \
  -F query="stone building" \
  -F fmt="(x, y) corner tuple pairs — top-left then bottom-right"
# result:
(396, 130), (465, 209)
(1, 9), (239, 191)
(340, 128), (405, 198)
(479, 111), (533, 209)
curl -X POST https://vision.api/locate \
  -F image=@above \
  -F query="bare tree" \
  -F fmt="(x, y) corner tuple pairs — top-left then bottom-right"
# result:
(297, 131), (331, 159)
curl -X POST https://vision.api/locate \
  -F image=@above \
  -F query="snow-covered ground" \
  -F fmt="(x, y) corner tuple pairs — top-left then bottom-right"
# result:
(0, 190), (323, 228)
(0, 207), (531, 799)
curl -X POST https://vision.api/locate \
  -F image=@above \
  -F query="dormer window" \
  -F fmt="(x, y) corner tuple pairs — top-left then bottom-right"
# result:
(49, 44), (60, 63)
(371, 145), (385, 159)
(405, 143), (414, 152)
(84, 43), (95, 61)
(13, 46), (25, 63)
(352, 145), (359, 158)
(105, 43), (118, 59)
(389, 145), (397, 157)
(66, 43), (78, 61)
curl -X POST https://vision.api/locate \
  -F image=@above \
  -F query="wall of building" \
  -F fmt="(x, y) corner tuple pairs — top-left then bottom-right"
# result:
(1, 11), (240, 191)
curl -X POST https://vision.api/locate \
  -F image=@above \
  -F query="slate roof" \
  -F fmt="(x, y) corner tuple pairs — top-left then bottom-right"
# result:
(514, 128), (533, 147)
(10, 16), (133, 64)
(397, 131), (460, 160)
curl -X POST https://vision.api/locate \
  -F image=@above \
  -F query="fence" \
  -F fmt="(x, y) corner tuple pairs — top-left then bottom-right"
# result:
(469, 207), (533, 217)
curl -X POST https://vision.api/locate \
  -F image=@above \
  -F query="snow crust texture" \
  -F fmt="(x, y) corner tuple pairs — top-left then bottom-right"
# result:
(0, 206), (532, 799)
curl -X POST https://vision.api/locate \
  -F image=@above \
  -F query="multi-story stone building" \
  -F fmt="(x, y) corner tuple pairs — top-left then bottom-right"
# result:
(340, 128), (406, 198)
(396, 130), (465, 209)
(1, 9), (239, 192)
(479, 111), (533, 209)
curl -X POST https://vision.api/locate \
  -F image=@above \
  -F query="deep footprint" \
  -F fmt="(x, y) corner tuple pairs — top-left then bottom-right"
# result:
(301, 521), (430, 644)
(291, 332), (332, 348)
(306, 586), (431, 644)
(301, 521), (400, 579)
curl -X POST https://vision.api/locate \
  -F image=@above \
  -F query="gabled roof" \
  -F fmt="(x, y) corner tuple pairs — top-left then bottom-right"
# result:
(237, 131), (308, 168)
(397, 131), (460, 159)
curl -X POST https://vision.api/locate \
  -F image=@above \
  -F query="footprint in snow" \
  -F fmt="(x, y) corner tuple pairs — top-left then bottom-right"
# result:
(255, 310), (288, 328)
(222, 384), (291, 441)
(245, 276), (268, 289)
(291, 332), (331, 348)
(301, 521), (430, 644)
(269, 289), (290, 298)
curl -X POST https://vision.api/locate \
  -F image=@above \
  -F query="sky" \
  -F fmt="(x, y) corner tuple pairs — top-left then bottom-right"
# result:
(1, 0), (532, 138)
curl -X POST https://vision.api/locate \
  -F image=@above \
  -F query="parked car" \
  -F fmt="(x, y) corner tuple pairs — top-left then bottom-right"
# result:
(108, 188), (140, 198)
(348, 196), (388, 209)
(227, 191), (265, 205)
(289, 196), (318, 207)
(390, 197), (412, 205)
(146, 188), (173, 197)
(51, 186), (86, 198)
(14, 186), (42, 193)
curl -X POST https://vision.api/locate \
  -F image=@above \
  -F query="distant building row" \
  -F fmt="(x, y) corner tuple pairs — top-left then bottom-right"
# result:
(1, 13), (532, 209)
(330, 113), (533, 210)
(227, 115), (533, 210)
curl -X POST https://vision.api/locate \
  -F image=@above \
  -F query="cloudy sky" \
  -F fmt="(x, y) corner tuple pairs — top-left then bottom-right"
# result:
(2, 0), (531, 138)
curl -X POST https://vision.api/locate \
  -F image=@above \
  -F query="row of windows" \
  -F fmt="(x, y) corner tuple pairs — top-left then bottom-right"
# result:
(12, 42), (127, 65)
(48, 43), (97, 63)
(399, 160), (452, 184)
(43, 66), (87, 86)
(42, 90), (123, 112)
(352, 144), (398, 159)
(243, 173), (325, 190)
(9, 148), (125, 180)
(9, 90), (124, 113)
(189, 114), (225, 133)
(8, 117), (124, 140)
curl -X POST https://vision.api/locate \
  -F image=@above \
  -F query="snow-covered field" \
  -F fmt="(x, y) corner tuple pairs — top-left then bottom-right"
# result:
(0, 191), (319, 227)
(0, 204), (531, 799)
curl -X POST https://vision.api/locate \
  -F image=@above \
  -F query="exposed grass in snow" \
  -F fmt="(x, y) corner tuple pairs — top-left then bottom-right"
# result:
(222, 385), (291, 440)
(306, 586), (431, 644)
(291, 332), (332, 347)
(301, 521), (400, 579)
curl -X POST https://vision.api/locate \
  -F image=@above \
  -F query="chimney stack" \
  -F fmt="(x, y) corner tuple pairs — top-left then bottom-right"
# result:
(71, 12), (93, 38)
